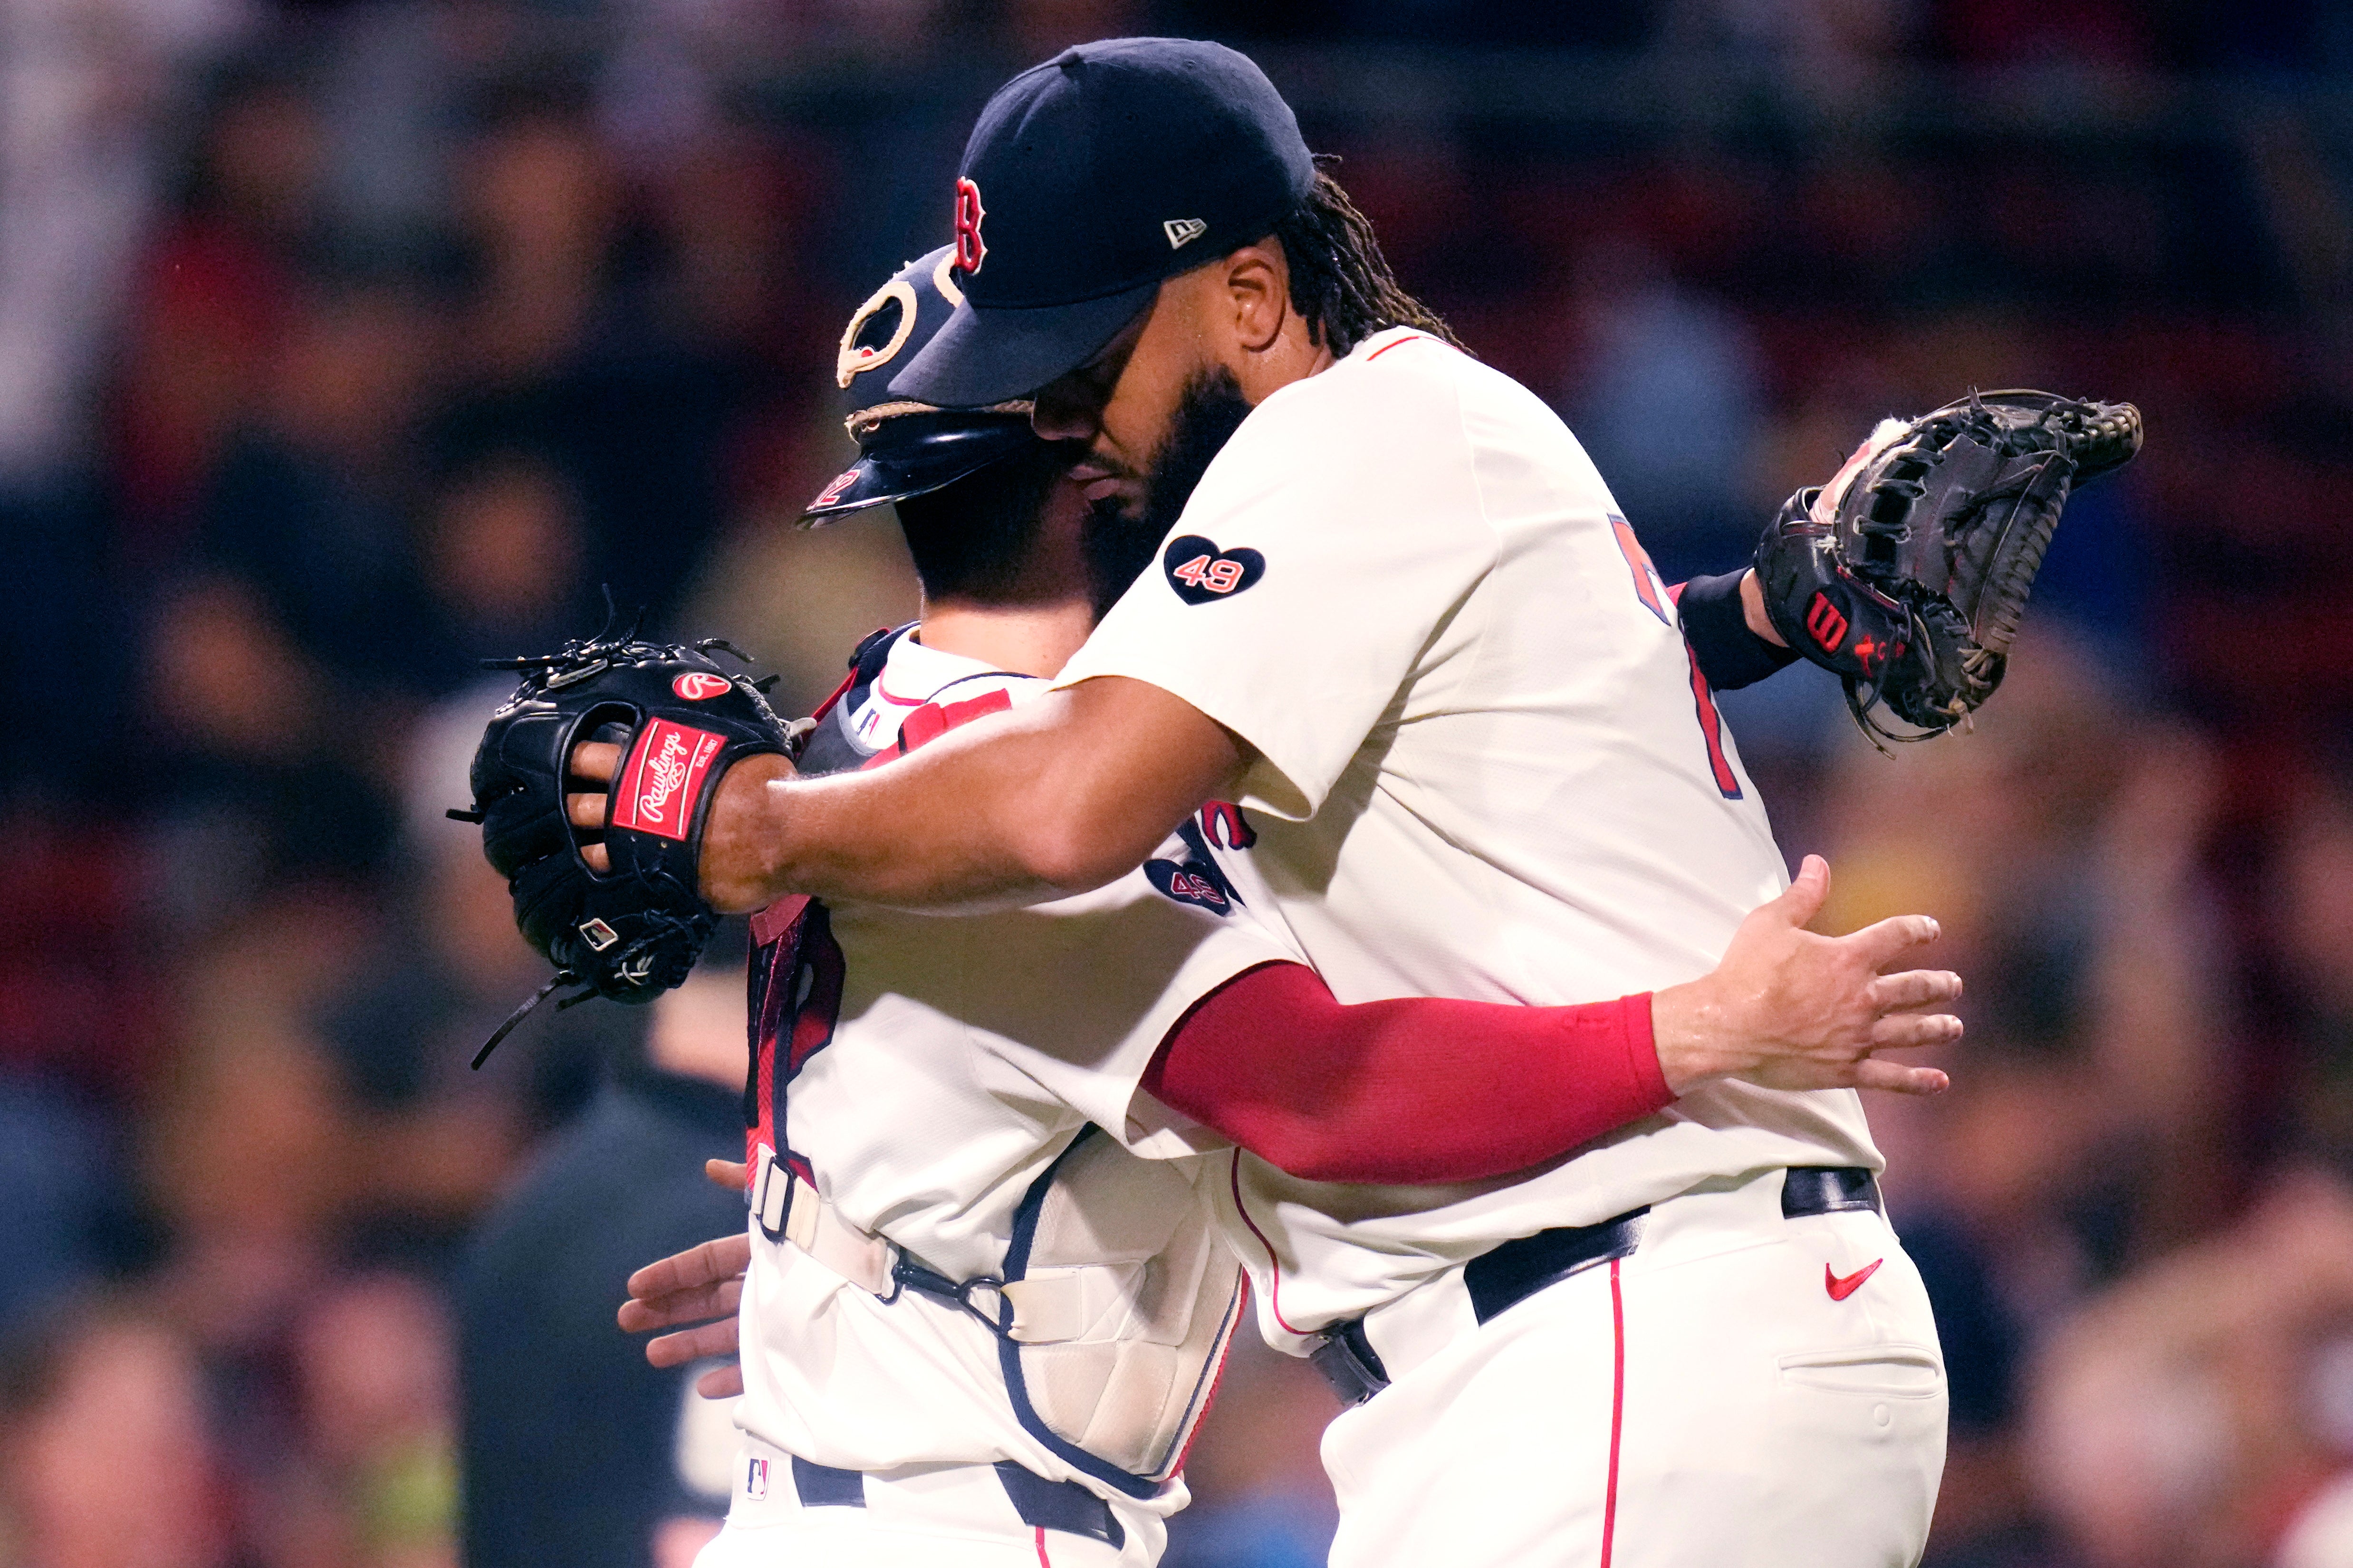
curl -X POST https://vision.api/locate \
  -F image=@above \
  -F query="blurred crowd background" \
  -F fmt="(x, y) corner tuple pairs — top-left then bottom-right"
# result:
(2, 2), (2351, 1566)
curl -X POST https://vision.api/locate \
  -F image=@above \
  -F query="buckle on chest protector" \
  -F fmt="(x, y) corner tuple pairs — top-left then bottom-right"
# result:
(750, 1146), (895, 1296)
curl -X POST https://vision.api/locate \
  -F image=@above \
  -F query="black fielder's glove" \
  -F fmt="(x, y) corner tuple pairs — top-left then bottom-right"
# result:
(1755, 390), (2142, 741)
(451, 631), (798, 1064)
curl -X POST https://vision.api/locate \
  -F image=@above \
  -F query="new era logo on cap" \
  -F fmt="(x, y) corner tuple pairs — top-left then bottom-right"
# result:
(1163, 217), (1208, 250)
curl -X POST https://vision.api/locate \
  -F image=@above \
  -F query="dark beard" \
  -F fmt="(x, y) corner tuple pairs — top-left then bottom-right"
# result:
(1080, 366), (1255, 618)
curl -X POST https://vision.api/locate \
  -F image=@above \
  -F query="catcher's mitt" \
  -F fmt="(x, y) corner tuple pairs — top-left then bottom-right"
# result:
(1756, 390), (2142, 741)
(451, 630), (797, 1065)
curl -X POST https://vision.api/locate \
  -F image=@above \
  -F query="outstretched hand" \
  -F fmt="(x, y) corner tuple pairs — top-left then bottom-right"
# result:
(1651, 856), (1959, 1098)
(619, 1159), (751, 1399)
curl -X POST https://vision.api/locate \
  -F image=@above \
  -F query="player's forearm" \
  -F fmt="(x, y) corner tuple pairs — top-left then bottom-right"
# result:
(708, 740), (1065, 912)
(1144, 962), (1671, 1185)
(702, 677), (1244, 911)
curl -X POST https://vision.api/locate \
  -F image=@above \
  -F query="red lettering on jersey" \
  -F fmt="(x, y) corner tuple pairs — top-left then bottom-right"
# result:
(1604, 520), (1737, 800)
(1683, 643), (1743, 800)
(611, 719), (726, 840)
(1200, 801), (1256, 850)
(1609, 516), (1671, 626)
(1169, 871), (1227, 907)
(1171, 554), (1213, 587)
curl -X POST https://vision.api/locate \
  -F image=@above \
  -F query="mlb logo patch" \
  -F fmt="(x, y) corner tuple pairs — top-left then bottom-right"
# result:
(746, 1455), (770, 1500)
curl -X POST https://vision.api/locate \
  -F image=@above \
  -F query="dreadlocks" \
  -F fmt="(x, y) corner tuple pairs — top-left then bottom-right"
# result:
(1269, 163), (1463, 358)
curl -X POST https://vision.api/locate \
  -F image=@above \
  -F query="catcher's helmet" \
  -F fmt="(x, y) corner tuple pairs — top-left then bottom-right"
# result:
(801, 245), (1036, 524)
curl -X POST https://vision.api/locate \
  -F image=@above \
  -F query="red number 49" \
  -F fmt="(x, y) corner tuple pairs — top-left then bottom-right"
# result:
(1607, 516), (1743, 802)
(1172, 554), (1245, 594)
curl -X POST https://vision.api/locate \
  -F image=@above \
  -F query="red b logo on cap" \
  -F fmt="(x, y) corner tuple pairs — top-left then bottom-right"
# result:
(953, 178), (987, 274)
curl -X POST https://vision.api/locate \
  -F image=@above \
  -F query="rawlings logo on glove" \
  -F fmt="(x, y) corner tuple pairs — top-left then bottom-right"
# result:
(1756, 389), (2142, 742)
(613, 719), (725, 838)
(450, 628), (799, 1065)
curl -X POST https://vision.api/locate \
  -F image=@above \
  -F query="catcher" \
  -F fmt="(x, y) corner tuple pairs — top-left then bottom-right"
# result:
(452, 238), (2021, 1563)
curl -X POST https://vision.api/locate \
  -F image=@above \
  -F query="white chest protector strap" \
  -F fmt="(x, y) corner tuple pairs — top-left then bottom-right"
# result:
(750, 1145), (895, 1295)
(759, 1130), (1246, 1499)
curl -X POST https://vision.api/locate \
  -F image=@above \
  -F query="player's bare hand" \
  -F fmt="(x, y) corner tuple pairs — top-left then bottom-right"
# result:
(566, 739), (619, 873)
(621, 1229), (750, 1397)
(1650, 855), (1959, 1098)
(621, 1231), (748, 1332)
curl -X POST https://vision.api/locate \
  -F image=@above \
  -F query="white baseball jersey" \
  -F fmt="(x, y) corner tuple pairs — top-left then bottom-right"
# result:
(1053, 326), (1882, 1341)
(732, 627), (1299, 1513)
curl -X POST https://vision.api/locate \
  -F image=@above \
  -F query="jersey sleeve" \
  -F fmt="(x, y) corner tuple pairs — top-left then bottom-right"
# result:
(1052, 354), (1498, 820)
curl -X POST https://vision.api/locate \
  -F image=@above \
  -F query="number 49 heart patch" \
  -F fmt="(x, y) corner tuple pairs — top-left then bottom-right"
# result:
(1162, 535), (1266, 605)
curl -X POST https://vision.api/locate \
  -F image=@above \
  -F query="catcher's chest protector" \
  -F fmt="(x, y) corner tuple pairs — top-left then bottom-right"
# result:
(745, 905), (1246, 1498)
(995, 1128), (1248, 1493)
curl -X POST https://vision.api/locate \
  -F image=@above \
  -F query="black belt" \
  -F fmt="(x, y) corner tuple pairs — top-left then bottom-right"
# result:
(1309, 1166), (1882, 1406)
(786, 1455), (1125, 1549)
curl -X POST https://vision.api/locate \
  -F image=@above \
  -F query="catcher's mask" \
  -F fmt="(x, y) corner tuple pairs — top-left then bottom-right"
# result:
(803, 244), (1037, 524)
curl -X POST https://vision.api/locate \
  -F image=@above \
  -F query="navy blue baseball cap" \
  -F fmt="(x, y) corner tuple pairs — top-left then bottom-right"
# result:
(803, 244), (1036, 523)
(887, 38), (1316, 410)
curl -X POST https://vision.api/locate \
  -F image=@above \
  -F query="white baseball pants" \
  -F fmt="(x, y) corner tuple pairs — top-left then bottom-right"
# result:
(691, 1440), (1165, 1568)
(1320, 1169), (1947, 1568)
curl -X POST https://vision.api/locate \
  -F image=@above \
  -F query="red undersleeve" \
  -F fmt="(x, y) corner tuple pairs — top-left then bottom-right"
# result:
(1142, 962), (1672, 1186)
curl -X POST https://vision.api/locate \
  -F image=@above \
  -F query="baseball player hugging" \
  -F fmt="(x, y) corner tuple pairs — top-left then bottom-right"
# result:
(596, 247), (1959, 1568)
(457, 35), (2138, 1568)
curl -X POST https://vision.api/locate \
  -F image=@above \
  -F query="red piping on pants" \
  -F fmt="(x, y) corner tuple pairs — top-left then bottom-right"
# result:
(1229, 1152), (1308, 1335)
(1601, 1257), (1626, 1568)
(1034, 1525), (1050, 1566)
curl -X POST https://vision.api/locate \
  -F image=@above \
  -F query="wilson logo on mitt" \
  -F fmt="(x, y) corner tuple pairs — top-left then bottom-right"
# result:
(1805, 593), (1849, 654)
(614, 719), (725, 840)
